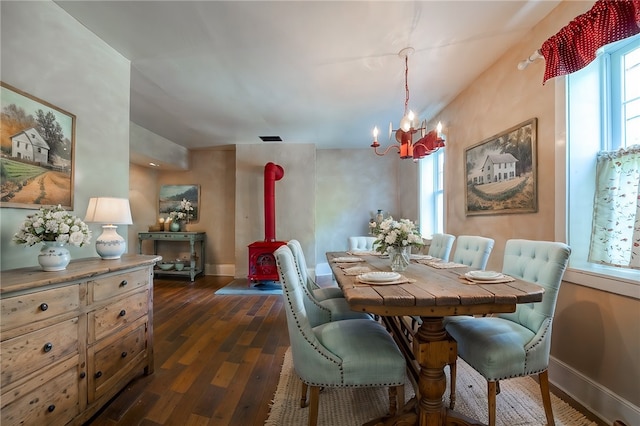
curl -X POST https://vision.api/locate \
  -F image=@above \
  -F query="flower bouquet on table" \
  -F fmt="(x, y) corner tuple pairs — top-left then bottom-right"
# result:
(373, 217), (424, 272)
(169, 198), (194, 223)
(13, 205), (92, 271)
(13, 204), (92, 247)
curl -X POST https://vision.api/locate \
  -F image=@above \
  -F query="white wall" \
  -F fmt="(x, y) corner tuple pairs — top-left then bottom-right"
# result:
(0, 0), (131, 270)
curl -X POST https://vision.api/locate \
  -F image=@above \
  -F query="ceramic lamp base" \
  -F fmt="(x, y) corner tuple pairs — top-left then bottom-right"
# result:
(95, 225), (126, 259)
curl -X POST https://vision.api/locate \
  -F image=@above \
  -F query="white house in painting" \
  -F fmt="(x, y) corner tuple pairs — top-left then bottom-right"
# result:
(481, 153), (518, 183)
(10, 128), (50, 163)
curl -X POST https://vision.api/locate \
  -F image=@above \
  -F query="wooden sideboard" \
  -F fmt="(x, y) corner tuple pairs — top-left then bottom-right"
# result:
(0, 254), (160, 426)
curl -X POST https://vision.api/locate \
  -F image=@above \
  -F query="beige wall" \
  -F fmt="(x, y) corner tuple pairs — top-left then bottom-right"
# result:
(133, 147), (236, 274)
(428, 0), (639, 422)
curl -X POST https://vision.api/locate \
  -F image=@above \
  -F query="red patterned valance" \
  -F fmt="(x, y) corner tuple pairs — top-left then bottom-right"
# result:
(540, 0), (640, 84)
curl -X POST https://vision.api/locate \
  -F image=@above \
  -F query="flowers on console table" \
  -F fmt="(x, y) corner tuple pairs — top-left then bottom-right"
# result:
(13, 204), (92, 247)
(169, 198), (194, 223)
(373, 217), (424, 254)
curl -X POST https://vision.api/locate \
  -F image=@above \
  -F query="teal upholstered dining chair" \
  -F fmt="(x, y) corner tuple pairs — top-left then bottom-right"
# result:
(427, 233), (456, 261)
(444, 239), (571, 426)
(287, 240), (371, 327)
(275, 245), (406, 426)
(288, 239), (344, 301)
(348, 236), (377, 252)
(451, 235), (495, 270)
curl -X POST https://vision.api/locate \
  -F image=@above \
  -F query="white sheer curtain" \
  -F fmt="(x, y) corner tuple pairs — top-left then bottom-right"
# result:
(589, 145), (640, 269)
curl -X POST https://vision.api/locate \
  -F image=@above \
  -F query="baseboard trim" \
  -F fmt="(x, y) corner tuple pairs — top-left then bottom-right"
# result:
(204, 263), (235, 276)
(549, 355), (639, 426)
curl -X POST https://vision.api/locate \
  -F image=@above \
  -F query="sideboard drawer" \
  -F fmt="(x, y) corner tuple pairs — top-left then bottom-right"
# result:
(91, 269), (149, 303)
(1, 360), (80, 426)
(88, 290), (149, 343)
(1, 317), (79, 388)
(89, 321), (147, 402)
(1, 285), (79, 332)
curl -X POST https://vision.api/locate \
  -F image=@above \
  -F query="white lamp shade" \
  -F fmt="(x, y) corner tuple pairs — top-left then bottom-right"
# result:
(85, 197), (132, 260)
(85, 197), (133, 225)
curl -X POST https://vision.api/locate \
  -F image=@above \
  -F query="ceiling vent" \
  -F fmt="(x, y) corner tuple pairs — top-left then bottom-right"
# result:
(259, 136), (282, 142)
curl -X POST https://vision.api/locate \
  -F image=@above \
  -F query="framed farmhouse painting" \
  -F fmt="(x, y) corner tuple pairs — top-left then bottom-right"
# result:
(0, 82), (76, 210)
(465, 118), (538, 216)
(159, 184), (200, 222)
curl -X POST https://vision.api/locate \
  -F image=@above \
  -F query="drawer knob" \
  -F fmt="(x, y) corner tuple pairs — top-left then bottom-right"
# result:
(121, 351), (128, 358)
(80, 372), (86, 379)
(43, 342), (53, 352)
(47, 405), (56, 413)
(95, 371), (102, 378)
(119, 309), (127, 317)
(40, 303), (49, 311)
(120, 280), (128, 287)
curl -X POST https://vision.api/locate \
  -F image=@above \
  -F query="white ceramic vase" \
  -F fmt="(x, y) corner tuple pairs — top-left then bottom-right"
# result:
(38, 241), (71, 271)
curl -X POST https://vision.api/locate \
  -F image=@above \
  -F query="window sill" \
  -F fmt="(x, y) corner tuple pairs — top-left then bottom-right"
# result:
(563, 262), (640, 300)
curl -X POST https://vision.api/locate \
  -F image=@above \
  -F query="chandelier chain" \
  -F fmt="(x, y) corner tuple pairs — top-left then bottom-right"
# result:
(404, 55), (410, 116)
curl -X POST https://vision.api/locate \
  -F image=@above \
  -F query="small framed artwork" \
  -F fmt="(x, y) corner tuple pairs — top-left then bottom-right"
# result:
(159, 184), (200, 222)
(465, 118), (538, 216)
(0, 82), (76, 209)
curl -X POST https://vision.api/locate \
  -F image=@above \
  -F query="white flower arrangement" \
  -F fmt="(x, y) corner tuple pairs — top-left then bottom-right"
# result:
(169, 198), (194, 222)
(373, 217), (424, 254)
(13, 204), (92, 247)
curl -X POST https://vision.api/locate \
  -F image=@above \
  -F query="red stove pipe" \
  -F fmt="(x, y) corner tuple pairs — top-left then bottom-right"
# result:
(264, 162), (284, 242)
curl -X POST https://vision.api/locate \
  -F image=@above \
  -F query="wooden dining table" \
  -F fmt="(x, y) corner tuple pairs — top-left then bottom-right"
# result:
(326, 251), (545, 426)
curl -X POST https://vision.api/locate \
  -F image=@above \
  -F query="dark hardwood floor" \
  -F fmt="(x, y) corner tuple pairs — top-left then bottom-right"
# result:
(86, 275), (607, 426)
(85, 275), (289, 426)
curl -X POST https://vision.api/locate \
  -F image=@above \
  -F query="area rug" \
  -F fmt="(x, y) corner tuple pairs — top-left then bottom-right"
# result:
(214, 278), (282, 295)
(265, 348), (597, 426)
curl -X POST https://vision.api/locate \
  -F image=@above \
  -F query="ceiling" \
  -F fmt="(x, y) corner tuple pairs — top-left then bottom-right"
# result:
(55, 1), (560, 151)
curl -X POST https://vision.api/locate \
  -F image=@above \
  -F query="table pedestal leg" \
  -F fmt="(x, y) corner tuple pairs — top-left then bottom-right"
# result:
(414, 317), (452, 425)
(415, 317), (484, 426)
(365, 317), (484, 426)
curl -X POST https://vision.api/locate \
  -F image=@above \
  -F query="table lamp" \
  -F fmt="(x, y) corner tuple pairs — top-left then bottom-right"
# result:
(84, 197), (133, 259)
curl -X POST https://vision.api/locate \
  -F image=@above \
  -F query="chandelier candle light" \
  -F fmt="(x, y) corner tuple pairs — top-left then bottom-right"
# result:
(84, 197), (133, 260)
(371, 47), (446, 160)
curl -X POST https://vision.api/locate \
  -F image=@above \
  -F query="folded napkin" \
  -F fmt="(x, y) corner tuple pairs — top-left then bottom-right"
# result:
(424, 261), (467, 269)
(458, 274), (516, 284)
(341, 265), (373, 275)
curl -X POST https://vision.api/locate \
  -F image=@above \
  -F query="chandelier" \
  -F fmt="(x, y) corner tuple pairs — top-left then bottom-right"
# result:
(370, 47), (445, 160)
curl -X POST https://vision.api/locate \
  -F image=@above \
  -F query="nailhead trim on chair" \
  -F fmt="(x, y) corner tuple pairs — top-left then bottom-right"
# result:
(277, 253), (403, 389)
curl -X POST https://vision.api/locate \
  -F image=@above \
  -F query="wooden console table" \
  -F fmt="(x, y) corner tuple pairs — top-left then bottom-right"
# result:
(138, 232), (206, 281)
(1, 255), (159, 425)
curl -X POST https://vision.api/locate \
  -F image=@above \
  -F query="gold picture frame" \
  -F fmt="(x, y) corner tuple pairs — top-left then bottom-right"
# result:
(159, 184), (200, 223)
(465, 118), (538, 216)
(1, 82), (76, 210)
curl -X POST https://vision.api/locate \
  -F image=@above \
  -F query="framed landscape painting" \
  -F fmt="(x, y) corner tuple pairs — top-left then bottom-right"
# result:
(0, 82), (76, 209)
(465, 118), (538, 216)
(159, 184), (200, 222)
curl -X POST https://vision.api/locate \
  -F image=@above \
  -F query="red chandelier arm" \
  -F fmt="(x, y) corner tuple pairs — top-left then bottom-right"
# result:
(370, 141), (401, 156)
(413, 130), (446, 159)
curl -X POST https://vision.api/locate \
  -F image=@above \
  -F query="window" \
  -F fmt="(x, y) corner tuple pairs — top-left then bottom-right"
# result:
(566, 34), (640, 283)
(419, 149), (444, 239)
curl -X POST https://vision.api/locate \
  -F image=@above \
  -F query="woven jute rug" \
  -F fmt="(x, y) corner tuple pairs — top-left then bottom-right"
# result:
(265, 348), (597, 426)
